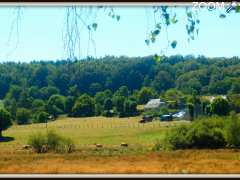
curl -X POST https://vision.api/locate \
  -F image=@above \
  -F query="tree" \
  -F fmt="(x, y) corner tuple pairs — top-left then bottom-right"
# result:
(16, 108), (31, 125)
(137, 87), (156, 104)
(115, 86), (129, 97)
(65, 96), (75, 116)
(124, 100), (138, 116)
(152, 71), (174, 93)
(32, 99), (46, 113)
(40, 86), (60, 100)
(72, 94), (95, 117)
(211, 97), (230, 116)
(18, 90), (33, 109)
(89, 83), (103, 95)
(6, 85), (22, 101)
(0, 75), (10, 99)
(31, 65), (49, 87)
(188, 103), (194, 121)
(47, 95), (65, 118)
(0, 108), (12, 137)
(95, 103), (103, 116)
(36, 111), (49, 124)
(113, 96), (125, 117)
(103, 98), (113, 111)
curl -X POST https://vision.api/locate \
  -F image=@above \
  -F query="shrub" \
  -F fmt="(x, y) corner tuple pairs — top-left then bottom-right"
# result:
(35, 111), (49, 123)
(225, 112), (240, 148)
(186, 121), (226, 149)
(55, 137), (75, 153)
(163, 124), (190, 150)
(28, 132), (47, 153)
(211, 97), (230, 116)
(28, 130), (75, 153)
(163, 118), (227, 150)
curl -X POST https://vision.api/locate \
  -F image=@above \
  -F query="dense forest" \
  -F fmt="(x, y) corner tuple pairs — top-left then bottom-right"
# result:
(1, 54), (240, 125)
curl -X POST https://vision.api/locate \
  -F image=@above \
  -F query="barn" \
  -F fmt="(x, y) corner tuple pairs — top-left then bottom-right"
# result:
(144, 99), (166, 110)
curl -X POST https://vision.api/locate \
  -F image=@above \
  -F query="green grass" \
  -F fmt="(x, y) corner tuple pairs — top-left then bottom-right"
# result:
(0, 116), (189, 151)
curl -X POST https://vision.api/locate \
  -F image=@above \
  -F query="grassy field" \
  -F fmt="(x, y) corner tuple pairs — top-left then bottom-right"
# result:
(1, 116), (188, 150)
(2, 116), (240, 174)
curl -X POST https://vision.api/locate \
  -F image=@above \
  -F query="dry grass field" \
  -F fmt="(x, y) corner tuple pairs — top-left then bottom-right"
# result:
(1, 116), (240, 174)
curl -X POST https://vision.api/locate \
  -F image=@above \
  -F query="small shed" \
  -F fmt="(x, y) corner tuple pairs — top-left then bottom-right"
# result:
(144, 99), (165, 110)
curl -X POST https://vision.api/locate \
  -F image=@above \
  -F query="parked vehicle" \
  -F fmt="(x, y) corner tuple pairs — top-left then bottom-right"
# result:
(160, 114), (173, 121)
(172, 111), (186, 119)
(139, 115), (153, 123)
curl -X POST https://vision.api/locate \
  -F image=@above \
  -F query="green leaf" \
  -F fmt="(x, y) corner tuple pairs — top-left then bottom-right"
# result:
(236, 5), (240, 13)
(219, 14), (226, 18)
(196, 29), (199, 35)
(155, 23), (161, 29)
(171, 14), (178, 24)
(154, 54), (161, 62)
(145, 39), (150, 46)
(87, 25), (91, 31)
(171, 40), (177, 49)
(187, 12), (192, 18)
(116, 15), (120, 21)
(151, 36), (156, 43)
(153, 29), (160, 36)
(92, 23), (98, 31)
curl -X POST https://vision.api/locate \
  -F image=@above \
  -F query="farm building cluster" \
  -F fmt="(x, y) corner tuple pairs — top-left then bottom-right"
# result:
(139, 98), (187, 123)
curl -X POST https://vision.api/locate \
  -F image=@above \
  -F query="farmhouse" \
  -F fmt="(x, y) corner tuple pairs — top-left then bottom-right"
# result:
(144, 99), (165, 110)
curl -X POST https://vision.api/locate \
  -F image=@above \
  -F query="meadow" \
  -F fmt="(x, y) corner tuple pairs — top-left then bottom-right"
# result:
(1, 116), (187, 150)
(2, 117), (240, 174)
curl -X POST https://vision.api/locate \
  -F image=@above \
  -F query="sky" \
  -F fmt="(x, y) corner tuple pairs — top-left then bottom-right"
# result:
(0, 5), (239, 62)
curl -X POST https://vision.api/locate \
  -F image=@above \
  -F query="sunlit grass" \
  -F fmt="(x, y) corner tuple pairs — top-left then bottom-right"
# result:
(1, 116), (189, 150)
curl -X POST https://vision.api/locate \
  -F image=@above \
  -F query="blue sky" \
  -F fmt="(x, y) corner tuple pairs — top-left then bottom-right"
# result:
(0, 5), (239, 62)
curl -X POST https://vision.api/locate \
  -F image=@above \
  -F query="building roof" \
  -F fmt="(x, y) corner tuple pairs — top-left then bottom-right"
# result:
(144, 99), (165, 109)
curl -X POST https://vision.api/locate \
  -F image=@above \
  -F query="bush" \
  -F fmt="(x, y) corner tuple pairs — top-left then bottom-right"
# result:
(163, 125), (190, 150)
(163, 118), (227, 150)
(211, 97), (230, 116)
(28, 132), (47, 153)
(28, 130), (75, 153)
(186, 121), (226, 149)
(225, 112), (240, 148)
(34, 111), (49, 123)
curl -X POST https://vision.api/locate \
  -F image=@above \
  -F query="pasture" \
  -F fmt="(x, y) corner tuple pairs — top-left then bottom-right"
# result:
(2, 117), (240, 174)
(0, 116), (188, 150)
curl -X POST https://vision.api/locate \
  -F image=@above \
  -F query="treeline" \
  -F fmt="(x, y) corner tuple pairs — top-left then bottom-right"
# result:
(1, 54), (240, 124)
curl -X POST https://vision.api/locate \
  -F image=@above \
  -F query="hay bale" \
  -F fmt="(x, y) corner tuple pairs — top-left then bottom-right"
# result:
(22, 144), (31, 150)
(120, 142), (128, 147)
(95, 144), (103, 148)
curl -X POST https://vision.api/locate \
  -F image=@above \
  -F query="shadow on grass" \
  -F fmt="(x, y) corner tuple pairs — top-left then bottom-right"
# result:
(0, 136), (14, 142)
